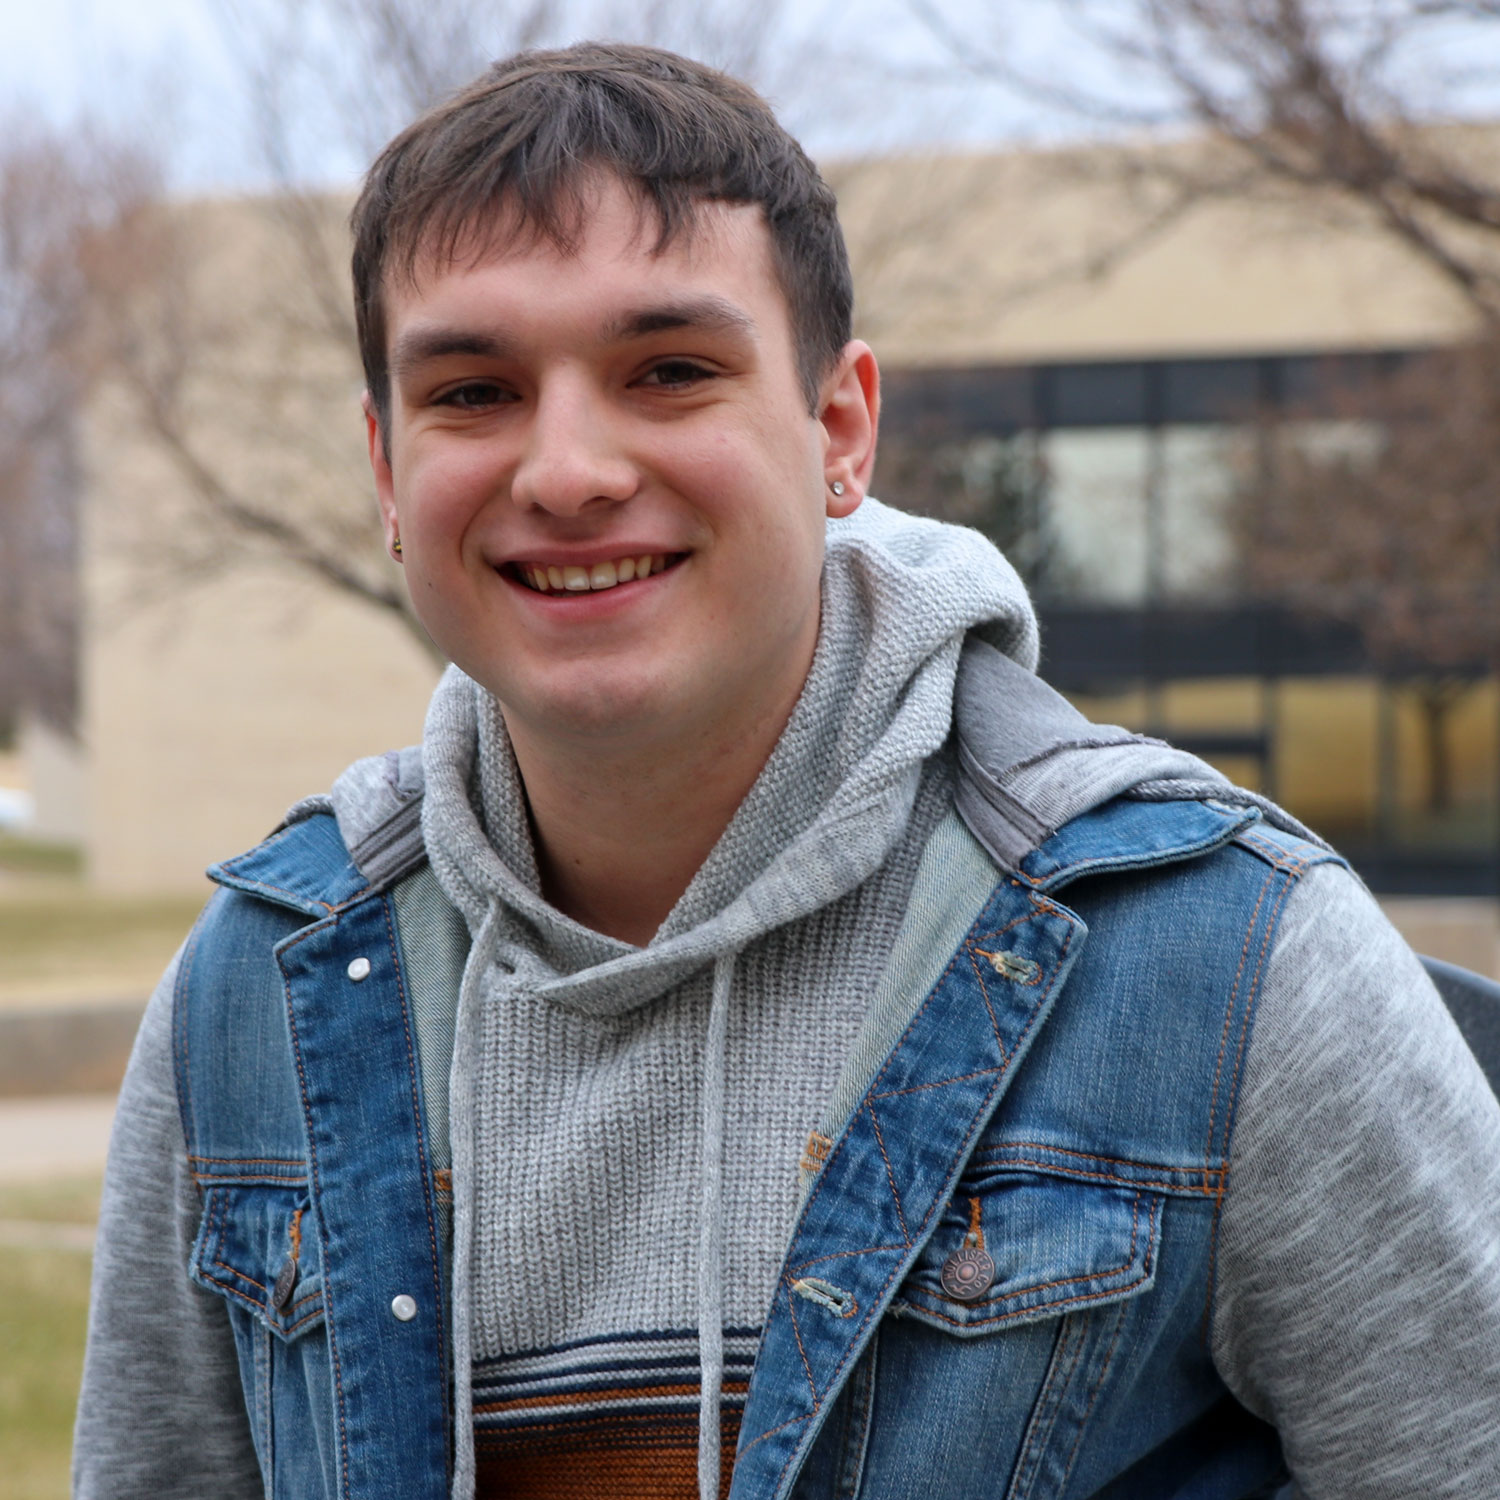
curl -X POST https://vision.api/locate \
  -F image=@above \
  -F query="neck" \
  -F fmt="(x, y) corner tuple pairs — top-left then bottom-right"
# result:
(506, 680), (808, 947)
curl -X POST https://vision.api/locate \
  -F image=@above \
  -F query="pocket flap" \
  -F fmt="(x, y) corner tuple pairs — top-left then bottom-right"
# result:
(894, 1170), (1162, 1337)
(190, 1181), (325, 1340)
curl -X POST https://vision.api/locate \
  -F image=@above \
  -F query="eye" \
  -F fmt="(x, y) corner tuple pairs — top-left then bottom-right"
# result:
(434, 380), (511, 410)
(637, 359), (715, 390)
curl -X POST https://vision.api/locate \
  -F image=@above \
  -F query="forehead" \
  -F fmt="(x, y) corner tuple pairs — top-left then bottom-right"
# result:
(386, 176), (791, 346)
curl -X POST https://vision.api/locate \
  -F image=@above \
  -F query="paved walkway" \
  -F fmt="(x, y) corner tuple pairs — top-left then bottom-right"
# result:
(0, 1217), (96, 1250)
(0, 1092), (117, 1182)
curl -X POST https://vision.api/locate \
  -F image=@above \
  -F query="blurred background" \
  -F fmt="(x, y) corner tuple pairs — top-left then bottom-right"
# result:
(3, 1), (1500, 1492)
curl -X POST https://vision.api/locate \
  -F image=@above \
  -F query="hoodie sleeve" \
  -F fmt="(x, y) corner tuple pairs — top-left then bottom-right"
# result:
(1210, 861), (1500, 1495)
(72, 958), (263, 1499)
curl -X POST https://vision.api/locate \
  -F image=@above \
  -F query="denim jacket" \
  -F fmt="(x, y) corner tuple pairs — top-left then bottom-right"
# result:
(174, 781), (1335, 1500)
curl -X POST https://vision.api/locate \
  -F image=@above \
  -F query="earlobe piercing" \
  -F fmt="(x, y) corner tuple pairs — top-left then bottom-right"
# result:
(392, 537), (403, 557)
(830, 481), (845, 497)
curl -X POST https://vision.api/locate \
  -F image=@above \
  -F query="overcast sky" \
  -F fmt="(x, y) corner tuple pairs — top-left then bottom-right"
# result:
(3, 0), (1497, 193)
(0, 0), (1139, 190)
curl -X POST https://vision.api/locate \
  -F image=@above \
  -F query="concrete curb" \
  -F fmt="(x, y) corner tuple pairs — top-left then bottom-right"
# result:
(0, 1001), (145, 1097)
(0, 1094), (118, 1180)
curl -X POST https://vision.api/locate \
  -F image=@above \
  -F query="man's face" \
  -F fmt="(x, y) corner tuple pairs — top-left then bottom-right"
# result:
(368, 176), (874, 756)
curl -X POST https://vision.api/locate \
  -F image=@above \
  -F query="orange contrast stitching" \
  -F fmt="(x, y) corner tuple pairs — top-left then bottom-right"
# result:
(967, 1158), (1217, 1196)
(1204, 870), (1296, 1342)
(915, 1195), (1158, 1330)
(866, 1104), (911, 1246)
(939, 1189), (1141, 1307)
(975, 1139), (1222, 1175)
(1202, 864), (1275, 1189)
(188, 1154), (306, 1168)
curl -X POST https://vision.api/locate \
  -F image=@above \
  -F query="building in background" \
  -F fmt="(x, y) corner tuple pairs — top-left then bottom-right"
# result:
(43, 133), (1500, 896)
(837, 138), (1498, 896)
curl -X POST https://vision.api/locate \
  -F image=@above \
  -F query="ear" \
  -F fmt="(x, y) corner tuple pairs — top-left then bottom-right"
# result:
(363, 391), (402, 558)
(818, 340), (879, 520)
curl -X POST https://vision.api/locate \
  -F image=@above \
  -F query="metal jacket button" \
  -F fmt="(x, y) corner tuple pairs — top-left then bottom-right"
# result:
(942, 1195), (996, 1300)
(941, 1246), (996, 1301)
(271, 1258), (297, 1311)
(391, 1294), (417, 1321)
(347, 957), (372, 981)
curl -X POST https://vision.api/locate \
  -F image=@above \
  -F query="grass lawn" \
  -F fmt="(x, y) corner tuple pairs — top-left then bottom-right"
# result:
(0, 881), (207, 1007)
(0, 1179), (99, 1500)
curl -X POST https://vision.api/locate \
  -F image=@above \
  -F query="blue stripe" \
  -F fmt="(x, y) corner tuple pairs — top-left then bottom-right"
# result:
(474, 1352), (758, 1393)
(471, 1324), (760, 1367)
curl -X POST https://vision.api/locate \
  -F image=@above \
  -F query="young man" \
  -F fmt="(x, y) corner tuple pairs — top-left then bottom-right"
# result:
(75, 42), (1500, 1500)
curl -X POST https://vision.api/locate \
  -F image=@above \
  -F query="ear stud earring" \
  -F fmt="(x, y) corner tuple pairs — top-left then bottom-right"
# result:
(392, 537), (403, 556)
(830, 481), (845, 496)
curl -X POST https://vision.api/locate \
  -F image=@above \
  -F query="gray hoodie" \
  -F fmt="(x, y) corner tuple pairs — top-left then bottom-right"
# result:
(74, 501), (1500, 1499)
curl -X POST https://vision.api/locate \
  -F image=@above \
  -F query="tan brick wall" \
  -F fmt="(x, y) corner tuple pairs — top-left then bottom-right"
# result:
(82, 561), (439, 892)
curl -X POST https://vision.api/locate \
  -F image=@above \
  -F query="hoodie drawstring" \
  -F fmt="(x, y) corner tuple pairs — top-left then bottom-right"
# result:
(697, 949), (737, 1500)
(451, 895), (504, 1500)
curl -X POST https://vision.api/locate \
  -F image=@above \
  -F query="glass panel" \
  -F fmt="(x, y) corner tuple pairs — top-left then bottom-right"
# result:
(1041, 427), (1149, 604)
(1159, 424), (1250, 603)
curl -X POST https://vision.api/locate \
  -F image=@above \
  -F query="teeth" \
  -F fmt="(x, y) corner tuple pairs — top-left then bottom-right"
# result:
(519, 554), (669, 594)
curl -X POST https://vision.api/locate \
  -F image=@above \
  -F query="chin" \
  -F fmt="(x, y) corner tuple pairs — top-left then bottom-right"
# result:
(499, 669), (684, 744)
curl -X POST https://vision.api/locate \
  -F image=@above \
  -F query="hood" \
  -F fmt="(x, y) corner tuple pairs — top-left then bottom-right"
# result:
(951, 635), (1326, 870)
(404, 497), (1034, 1018)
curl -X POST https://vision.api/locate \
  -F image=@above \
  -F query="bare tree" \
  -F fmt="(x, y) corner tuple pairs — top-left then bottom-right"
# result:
(903, 0), (1500, 821)
(0, 122), (157, 734)
(909, 0), (1500, 322)
(876, 425), (1072, 592)
(81, 0), (830, 663)
(1239, 339), (1500, 815)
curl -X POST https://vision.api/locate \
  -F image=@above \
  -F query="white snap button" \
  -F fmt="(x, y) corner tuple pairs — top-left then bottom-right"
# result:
(347, 957), (372, 982)
(391, 1294), (417, 1322)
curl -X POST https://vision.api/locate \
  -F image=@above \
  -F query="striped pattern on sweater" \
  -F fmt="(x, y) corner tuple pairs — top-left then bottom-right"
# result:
(473, 1327), (759, 1499)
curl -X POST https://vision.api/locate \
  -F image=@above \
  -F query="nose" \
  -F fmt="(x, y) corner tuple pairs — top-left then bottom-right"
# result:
(509, 374), (638, 516)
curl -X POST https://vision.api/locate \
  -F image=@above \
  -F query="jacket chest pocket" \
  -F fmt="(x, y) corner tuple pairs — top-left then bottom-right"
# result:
(853, 1171), (1166, 1500)
(189, 1176), (336, 1497)
(191, 1181), (326, 1338)
(893, 1168), (1162, 1336)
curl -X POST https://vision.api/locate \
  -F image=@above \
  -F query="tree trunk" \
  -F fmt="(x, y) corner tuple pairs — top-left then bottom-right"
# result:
(1415, 681), (1473, 818)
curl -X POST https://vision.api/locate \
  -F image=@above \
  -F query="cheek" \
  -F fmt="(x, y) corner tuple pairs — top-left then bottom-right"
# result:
(398, 443), (503, 546)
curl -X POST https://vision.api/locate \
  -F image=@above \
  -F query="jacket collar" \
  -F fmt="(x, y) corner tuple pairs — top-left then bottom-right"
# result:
(206, 808), (370, 917)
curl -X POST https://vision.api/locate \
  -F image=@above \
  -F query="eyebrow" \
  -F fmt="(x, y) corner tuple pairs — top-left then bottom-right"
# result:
(388, 295), (758, 383)
(601, 296), (758, 345)
(389, 328), (518, 384)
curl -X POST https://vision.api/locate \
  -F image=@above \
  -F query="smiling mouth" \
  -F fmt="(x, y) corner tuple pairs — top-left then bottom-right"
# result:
(511, 552), (681, 594)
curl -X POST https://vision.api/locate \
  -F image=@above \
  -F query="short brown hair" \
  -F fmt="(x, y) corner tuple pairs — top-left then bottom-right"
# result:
(351, 42), (853, 435)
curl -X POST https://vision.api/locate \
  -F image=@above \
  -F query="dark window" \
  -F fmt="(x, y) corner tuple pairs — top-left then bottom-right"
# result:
(1162, 359), (1262, 423)
(1042, 362), (1148, 426)
(879, 348), (1430, 434)
(881, 366), (1036, 434)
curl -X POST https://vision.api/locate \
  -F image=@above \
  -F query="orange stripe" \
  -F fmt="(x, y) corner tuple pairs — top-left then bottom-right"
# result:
(477, 1409), (741, 1500)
